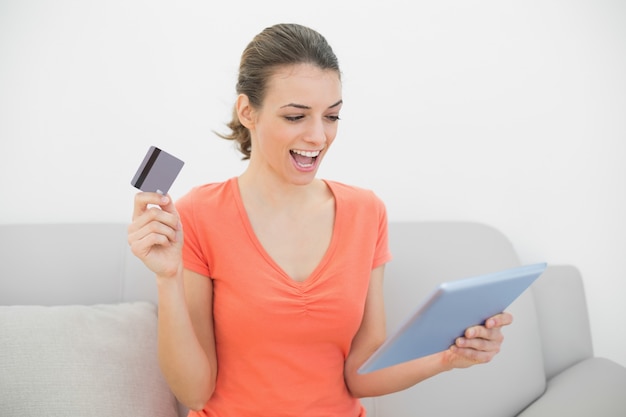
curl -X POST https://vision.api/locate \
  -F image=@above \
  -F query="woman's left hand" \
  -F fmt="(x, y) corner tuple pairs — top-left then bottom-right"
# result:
(443, 312), (514, 369)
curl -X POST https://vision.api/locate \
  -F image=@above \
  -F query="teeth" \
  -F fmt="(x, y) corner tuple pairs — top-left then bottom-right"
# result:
(291, 149), (321, 157)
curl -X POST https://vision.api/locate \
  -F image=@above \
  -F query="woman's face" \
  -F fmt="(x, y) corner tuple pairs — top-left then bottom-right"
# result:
(245, 63), (343, 186)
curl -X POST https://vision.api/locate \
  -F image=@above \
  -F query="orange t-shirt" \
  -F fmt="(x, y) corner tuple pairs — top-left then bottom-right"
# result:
(176, 177), (392, 417)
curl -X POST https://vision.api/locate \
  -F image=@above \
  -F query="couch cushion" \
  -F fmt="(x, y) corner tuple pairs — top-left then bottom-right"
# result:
(0, 302), (179, 417)
(517, 357), (626, 417)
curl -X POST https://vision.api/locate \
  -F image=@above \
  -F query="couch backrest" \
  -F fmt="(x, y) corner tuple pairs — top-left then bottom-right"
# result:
(367, 222), (547, 417)
(0, 223), (156, 306)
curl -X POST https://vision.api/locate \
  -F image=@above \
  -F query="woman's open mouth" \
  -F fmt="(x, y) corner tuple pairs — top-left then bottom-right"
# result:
(290, 149), (322, 169)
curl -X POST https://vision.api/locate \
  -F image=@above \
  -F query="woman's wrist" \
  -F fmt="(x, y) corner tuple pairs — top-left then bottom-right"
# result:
(155, 263), (184, 284)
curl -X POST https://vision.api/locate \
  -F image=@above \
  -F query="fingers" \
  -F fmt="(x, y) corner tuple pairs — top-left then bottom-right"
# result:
(450, 312), (514, 364)
(130, 216), (178, 246)
(451, 331), (501, 365)
(132, 192), (176, 220)
(462, 312), (513, 341)
(131, 193), (178, 228)
(456, 328), (502, 352)
(449, 343), (498, 365)
(128, 192), (181, 247)
(485, 312), (514, 329)
(446, 313), (514, 368)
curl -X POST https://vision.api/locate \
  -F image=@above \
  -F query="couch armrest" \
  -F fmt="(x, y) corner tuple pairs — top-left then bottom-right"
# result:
(531, 265), (593, 379)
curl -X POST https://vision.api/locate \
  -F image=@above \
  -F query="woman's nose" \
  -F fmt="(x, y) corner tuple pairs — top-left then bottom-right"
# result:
(304, 119), (327, 145)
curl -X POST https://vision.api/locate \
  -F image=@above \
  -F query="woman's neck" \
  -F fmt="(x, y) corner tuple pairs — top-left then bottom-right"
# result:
(237, 170), (326, 211)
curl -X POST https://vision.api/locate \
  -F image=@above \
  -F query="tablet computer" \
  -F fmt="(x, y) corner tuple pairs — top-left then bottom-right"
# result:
(358, 262), (547, 374)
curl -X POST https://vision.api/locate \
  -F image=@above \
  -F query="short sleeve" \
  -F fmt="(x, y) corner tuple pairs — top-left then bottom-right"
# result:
(176, 189), (211, 277)
(371, 191), (393, 270)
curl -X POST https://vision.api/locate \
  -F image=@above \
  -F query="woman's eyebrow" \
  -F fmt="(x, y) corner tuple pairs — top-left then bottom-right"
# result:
(281, 103), (310, 110)
(280, 99), (343, 110)
(328, 99), (343, 109)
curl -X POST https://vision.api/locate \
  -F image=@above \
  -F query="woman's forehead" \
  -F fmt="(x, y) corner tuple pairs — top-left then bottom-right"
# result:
(264, 64), (342, 107)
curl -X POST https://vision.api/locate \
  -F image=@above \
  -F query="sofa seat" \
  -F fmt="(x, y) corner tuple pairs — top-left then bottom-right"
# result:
(518, 357), (626, 416)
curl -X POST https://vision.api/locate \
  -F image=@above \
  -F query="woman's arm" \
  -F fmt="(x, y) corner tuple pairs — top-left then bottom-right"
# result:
(344, 265), (513, 398)
(128, 192), (217, 410)
(156, 269), (217, 411)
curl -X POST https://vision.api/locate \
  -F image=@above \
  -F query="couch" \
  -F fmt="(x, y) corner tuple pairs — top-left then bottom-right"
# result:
(1, 222), (625, 416)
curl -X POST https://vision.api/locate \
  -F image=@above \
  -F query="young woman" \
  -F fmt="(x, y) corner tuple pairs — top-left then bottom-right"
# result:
(128, 23), (512, 417)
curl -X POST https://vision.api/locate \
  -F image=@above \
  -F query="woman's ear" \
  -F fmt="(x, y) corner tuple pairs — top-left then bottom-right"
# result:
(236, 94), (255, 129)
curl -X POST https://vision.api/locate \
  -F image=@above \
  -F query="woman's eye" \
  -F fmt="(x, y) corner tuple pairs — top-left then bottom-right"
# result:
(283, 115), (340, 122)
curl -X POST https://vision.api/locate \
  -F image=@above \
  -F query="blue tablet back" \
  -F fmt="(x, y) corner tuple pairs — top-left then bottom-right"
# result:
(358, 263), (547, 374)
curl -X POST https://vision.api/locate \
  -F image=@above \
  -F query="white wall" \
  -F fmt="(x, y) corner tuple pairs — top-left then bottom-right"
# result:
(1, 0), (624, 368)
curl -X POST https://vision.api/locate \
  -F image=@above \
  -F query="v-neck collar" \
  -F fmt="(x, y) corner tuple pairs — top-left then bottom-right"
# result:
(230, 177), (340, 288)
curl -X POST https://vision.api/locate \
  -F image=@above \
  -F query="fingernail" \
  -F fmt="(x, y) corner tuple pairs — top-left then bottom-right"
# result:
(160, 196), (169, 204)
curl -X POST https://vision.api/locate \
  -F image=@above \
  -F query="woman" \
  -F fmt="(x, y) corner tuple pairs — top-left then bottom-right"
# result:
(128, 23), (512, 416)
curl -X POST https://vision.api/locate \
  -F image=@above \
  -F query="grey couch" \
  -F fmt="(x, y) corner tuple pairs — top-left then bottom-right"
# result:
(1, 222), (625, 416)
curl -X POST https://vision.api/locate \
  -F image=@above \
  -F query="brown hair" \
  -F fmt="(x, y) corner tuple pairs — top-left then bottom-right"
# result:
(217, 23), (341, 160)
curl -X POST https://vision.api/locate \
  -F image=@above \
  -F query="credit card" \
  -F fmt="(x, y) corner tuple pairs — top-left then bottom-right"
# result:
(131, 146), (184, 195)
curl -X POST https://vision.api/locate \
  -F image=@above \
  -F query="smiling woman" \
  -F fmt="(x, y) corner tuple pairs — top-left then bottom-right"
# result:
(236, 63), (343, 183)
(217, 24), (342, 162)
(127, 22), (513, 417)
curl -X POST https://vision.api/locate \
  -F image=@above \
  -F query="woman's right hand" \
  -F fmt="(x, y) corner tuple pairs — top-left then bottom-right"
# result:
(128, 192), (183, 278)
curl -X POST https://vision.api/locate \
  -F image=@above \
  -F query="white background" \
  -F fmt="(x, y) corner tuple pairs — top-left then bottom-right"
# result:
(1, 0), (624, 368)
